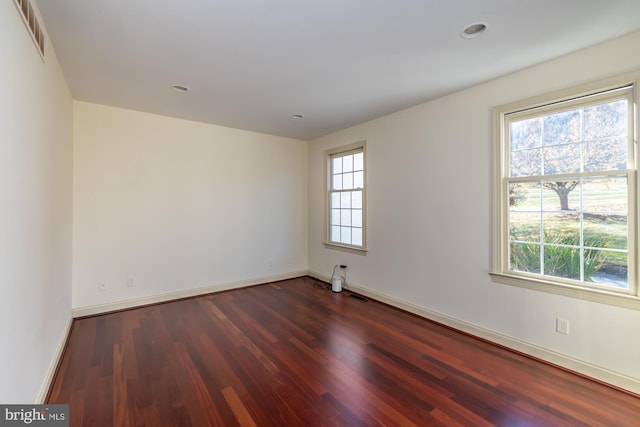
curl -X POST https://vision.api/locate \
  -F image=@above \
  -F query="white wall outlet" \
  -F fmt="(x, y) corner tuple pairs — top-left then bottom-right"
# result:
(127, 277), (135, 288)
(98, 282), (106, 292)
(556, 317), (569, 335)
(268, 258), (273, 268)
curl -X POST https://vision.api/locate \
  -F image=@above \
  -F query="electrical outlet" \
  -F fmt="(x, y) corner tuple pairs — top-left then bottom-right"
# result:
(98, 282), (106, 292)
(127, 277), (135, 288)
(556, 317), (569, 335)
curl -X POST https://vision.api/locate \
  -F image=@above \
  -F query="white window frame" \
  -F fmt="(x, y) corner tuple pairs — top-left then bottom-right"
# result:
(491, 72), (640, 310)
(325, 142), (367, 253)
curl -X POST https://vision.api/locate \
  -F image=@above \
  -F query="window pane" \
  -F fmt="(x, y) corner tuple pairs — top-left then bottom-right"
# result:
(331, 192), (341, 209)
(583, 177), (627, 214)
(509, 212), (540, 242)
(343, 172), (354, 189)
(352, 228), (363, 246)
(510, 117), (541, 150)
(341, 192), (351, 209)
(509, 182), (541, 211)
(352, 191), (362, 209)
(589, 249), (628, 289)
(543, 109), (581, 145)
(584, 138), (627, 172)
(583, 100), (627, 140)
(341, 209), (352, 226)
(584, 216), (627, 250)
(333, 157), (342, 174)
(510, 242), (541, 274)
(511, 148), (541, 177)
(543, 212), (580, 244)
(543, 144), (580, 175)
(542, 180), (580, 211)
(352, 209), (362, 228)
(354, 171), (364, 188)
(331, 226), (340, 242)
(331, 209), (341, 226)
(544, 245), (580, 280)
(343, 155), (353, 172)
(354, 152), (364, 171)
(333, 174), (343, 190)
(340, 227), (352, 244)
(583, 177), (627, 250)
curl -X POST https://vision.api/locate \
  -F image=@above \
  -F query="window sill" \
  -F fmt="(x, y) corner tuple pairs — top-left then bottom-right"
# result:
(490, 272), (640, 311)
(323, 242), (368, 255)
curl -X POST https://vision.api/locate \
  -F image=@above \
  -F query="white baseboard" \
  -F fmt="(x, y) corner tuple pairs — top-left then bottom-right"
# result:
(72, 270), (308, 318)
(36, 314), (73, 404)
(308, 270), (640, 395)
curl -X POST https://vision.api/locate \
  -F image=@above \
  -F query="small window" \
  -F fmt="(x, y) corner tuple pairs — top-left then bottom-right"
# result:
(326, 143), (366, 251)
(492, 75), (640, 308)
(13, 0), (45, 58)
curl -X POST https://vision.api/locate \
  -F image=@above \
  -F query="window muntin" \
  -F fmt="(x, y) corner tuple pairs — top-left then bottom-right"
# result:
(500, 85), (636, 294)
(327, 145), (366, 250)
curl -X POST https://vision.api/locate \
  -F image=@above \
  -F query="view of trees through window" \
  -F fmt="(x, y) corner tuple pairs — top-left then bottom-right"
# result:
(507, 95), (629, 289)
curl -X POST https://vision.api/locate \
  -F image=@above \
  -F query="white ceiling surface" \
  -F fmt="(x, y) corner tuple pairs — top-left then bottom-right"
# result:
(35, 1), (640, 140)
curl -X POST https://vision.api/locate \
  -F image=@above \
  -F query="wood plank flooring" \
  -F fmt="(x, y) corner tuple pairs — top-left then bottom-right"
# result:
(48, 277), (640, 426)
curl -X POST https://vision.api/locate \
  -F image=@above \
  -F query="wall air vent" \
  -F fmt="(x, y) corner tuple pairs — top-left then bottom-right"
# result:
(13, 0), (45, 58)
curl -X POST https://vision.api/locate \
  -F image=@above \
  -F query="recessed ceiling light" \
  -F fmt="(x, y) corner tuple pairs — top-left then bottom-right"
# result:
(461, 22), (487, 39)
(292, 114), (304, 119)
(172, 85), (189, 92)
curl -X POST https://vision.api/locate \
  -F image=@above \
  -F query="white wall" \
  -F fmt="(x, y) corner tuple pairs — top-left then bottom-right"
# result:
(309, 31), (640, 390)
(73, 102), (308, 310)
(0, 2), (73, 402)
(3, 0), (637, 400)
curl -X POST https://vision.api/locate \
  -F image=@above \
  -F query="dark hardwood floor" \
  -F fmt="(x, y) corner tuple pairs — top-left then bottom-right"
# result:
(48, 277), (640, 426)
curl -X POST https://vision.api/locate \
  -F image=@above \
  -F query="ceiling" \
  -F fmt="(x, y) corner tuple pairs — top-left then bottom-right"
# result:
(35, 0), (640, 140)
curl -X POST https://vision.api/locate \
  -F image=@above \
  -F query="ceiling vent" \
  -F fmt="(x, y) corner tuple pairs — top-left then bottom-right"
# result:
(13, 0), (45, 58)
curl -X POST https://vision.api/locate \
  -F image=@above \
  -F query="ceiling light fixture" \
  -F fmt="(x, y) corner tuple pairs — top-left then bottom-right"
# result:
(172, 85), (189, 92)
(461, 22), (487, 39)
(292, 114), (304, 119)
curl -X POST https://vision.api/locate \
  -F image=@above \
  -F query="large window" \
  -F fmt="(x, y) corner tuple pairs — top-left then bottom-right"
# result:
(492, 75), (640, 308)
(326, 143), (366, 251)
